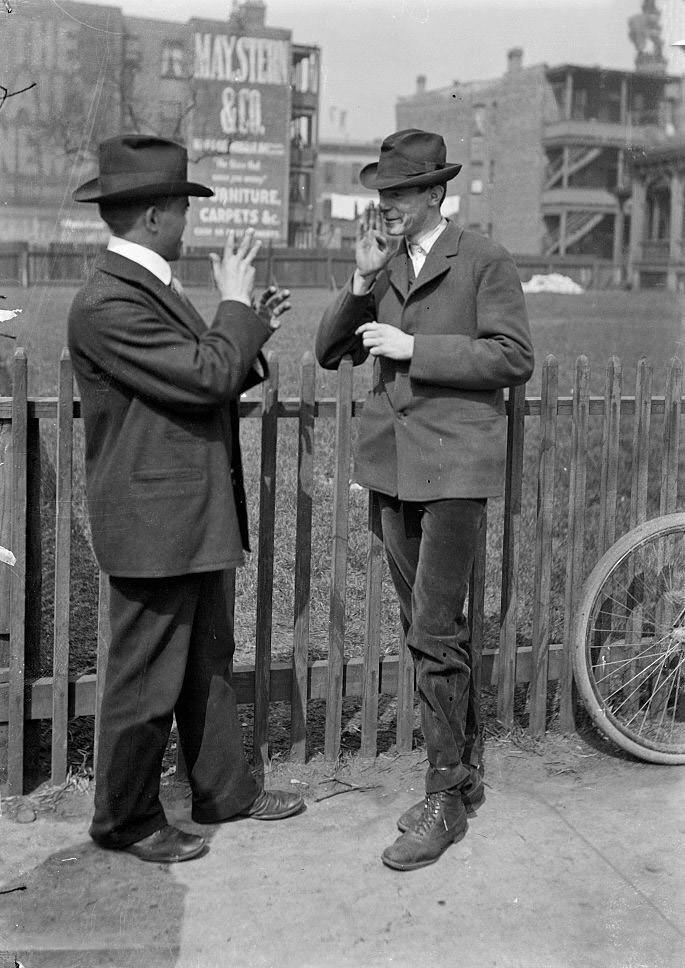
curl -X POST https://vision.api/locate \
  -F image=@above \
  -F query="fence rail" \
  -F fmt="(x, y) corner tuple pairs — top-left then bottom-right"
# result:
(0, 350), (682, 795)
(0, 244), (621, 290)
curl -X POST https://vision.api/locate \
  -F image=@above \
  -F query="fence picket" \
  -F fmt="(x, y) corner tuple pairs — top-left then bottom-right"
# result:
(51, 350), (73, 784)
(94, 572), (110, 775)
(324, 357), (353, 762)
(254, 354), (279, 772)
(598, 357), (622, 554)
(7, 350), (28, 795)
(529, 356), (558, 737)
(497, 383), (526, 727)
(560, 356), (590, 730)
(630, 358), (653, 529)
(290, 353), (315, 761)
(361, 491), (382, 758)
(660, 356), (682, 515)
(468, 503), (487, 758)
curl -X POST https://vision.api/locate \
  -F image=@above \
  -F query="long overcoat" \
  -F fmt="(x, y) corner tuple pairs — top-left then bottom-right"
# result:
(68, 251), (270, 578)
(316, 221), (534, 500)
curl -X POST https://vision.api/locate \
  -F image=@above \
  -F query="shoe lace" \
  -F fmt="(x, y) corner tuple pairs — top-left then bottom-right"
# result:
(414, 793), (443, 836)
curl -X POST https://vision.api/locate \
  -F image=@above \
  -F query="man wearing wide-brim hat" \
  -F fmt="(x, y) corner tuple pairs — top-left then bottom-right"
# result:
(317, 129), (534, 871)
(69, 135), (304, 864)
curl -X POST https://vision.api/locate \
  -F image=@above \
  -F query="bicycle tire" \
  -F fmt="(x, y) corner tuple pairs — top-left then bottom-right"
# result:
(573, 512), (685, 765)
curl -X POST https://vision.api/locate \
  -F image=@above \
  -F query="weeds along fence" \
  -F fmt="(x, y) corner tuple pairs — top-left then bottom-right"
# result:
(0, 349), (682, 796)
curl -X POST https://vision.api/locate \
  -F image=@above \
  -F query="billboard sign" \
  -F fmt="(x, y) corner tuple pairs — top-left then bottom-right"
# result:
(187, 26), (291, 247)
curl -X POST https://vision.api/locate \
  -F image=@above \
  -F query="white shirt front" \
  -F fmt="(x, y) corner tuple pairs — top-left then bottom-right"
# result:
(107, 236), (172, 286)
(406, 218), (448, 277)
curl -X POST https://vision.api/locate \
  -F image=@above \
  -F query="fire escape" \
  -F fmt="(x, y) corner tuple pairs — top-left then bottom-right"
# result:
(541, 64), (677, 265)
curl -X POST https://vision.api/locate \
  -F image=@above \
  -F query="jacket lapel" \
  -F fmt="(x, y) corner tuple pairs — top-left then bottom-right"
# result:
(386, 248), (411, 300)
(409, 220), (463, 296)
(96, 251), (207, 339)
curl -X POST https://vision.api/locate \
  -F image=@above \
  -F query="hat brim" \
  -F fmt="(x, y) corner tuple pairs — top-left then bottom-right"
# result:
(73, 178), (214, 203)
(359, 163), (462, 191)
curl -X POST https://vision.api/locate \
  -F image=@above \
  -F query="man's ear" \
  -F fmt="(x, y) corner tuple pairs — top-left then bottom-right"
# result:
(143, 203), (162, 234)
(428, 184), (443, 208)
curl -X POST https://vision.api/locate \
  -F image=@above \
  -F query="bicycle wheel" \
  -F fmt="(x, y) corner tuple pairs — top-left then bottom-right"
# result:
(573, 512), (685, 764)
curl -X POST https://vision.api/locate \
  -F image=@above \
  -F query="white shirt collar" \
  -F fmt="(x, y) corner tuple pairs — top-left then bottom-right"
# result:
(106, 236), (173, 286)
(406, 217), (448, 256)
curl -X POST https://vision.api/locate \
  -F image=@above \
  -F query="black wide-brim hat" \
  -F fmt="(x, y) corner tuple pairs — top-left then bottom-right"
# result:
(360, 129), (462, 191)
(73, 135), (213, 203)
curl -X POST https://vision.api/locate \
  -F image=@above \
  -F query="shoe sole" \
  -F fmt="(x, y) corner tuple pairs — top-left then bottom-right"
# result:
(396, 788), (486, 833)
(381, 825), (468, 871)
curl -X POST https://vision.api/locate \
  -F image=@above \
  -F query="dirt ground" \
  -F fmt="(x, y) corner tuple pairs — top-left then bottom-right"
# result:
(1, 730), (683, 968)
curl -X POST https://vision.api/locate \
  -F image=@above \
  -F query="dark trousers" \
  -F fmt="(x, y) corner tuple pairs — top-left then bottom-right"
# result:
(377, 494), (486, 794)
(90, 571), (259, 848)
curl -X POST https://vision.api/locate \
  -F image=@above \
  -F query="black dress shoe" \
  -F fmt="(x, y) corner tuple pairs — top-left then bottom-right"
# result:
(382, 789), (468, 871)
(238, 789), (305, 820)
(120, 824), (206, 863)
(397, 767), (485, 832)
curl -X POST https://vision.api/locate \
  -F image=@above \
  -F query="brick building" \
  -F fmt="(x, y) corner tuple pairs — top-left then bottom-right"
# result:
(0, 0), (320, 248)
(396, 46), (685, 275)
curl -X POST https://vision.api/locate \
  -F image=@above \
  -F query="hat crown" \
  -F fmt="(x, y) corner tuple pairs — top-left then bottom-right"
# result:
(99, 135), (188, 180)
(377, 129), (448, 178)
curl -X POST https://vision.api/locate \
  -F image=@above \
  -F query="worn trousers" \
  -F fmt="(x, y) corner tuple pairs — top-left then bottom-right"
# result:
(90, 571), (259, 848)
(377, 494), (486, 794)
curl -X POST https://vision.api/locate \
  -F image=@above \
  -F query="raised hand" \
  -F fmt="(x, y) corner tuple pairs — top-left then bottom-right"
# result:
(253, 285), (292, 332)
(209, 228), (261, 306)
(355, 203), (397, 279)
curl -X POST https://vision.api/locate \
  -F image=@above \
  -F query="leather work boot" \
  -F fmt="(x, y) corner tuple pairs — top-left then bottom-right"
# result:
(396, 766), (485, 833)
(381, 789), (468, 871)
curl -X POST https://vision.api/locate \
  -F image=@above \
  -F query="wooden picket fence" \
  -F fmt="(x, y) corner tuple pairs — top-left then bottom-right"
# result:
(0, 349), (682, 796)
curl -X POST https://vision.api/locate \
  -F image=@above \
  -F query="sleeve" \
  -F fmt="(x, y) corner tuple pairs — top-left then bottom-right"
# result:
(315, 276), (377, 369)
(70, 293), (272, 412)
(409, 251), (535, 391)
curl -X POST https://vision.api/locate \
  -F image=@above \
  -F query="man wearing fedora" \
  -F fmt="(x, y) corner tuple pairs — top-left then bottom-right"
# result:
(69, 134), (303, 864)
(316, 129), (534, 871)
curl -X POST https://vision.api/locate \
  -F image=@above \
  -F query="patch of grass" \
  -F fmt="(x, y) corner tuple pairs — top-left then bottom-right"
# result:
(2, 281), (683, 771)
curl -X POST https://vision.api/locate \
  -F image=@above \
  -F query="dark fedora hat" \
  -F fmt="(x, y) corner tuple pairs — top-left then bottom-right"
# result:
(360, 129), (462, 191)
(73, 135), (213, 203)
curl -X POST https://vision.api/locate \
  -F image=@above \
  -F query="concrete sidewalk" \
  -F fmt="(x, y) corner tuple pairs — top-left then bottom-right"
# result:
(1, 734), (683, 968)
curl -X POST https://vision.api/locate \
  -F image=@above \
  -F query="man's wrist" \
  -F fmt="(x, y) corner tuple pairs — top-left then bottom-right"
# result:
(353, 268), (378, 295)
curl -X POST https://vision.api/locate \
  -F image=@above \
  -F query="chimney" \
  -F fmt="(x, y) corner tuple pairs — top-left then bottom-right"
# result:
(507, 47), (523, 73)
(416, 74), (427, 94)
(238, 0), (266, 29)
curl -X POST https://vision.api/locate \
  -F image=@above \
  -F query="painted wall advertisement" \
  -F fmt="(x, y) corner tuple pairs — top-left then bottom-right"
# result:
(187, 27), (291, 247)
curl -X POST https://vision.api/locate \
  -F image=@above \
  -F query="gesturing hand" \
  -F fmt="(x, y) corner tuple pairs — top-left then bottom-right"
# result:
(356, 322), (414, 360)
(355, 203), (397, 278)
(253, 285), (292, 331)
(210, 228), (261, 306)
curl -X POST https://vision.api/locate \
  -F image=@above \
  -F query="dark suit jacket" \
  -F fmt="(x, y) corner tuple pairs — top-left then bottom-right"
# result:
(316, 221), (534, 500)
(68, 251), (270, 578)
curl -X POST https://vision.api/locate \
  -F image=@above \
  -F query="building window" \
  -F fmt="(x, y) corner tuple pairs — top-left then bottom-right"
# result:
(350, 164), (359, 186)
(473, 105), (486, 136)
(470, 179), (483, 195)
(323, 161), (335, 186)
(470, 137), (484, 163)
(161, 42), (185, 79)
(290, 171), (311, 205)
(290, 115), (313, 148)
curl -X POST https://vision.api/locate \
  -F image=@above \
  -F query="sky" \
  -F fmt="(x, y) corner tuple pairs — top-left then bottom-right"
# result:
(22, 0), (685, 140)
